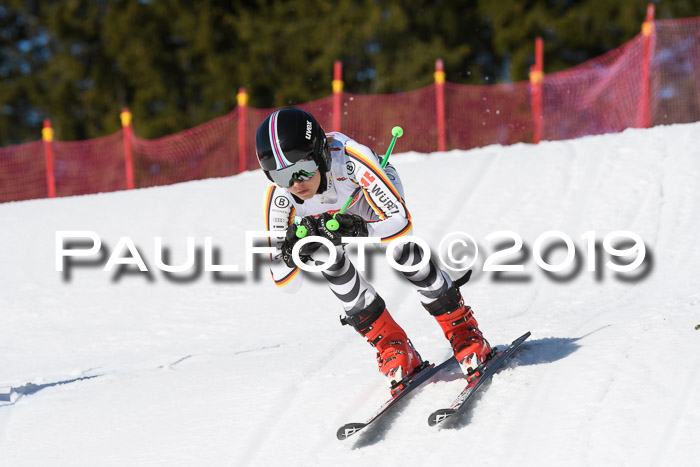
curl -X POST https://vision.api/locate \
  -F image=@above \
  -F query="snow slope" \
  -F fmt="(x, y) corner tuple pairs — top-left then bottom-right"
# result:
(1, 123), (699, 466)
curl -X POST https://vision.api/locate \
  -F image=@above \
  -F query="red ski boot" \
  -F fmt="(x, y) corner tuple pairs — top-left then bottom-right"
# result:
(342, 295), (424, 396)
(424, 286), (491, 381)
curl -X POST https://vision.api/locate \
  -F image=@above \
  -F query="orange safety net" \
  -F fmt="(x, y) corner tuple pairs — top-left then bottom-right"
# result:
(131, 111), (240, 188)
(653, 18), (700, 126)
(0, 141), (45, 202)
(1, 17), (698, 204)
(53, 132), (127, 197)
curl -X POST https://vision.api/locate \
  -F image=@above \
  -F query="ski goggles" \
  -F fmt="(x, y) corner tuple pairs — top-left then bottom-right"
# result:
(266, 157), (319, 188)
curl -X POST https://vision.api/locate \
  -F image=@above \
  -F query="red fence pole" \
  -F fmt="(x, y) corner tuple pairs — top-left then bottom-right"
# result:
(638, 4), (655, 129)
(434, 59), (446, 152)
(42, 119), (56, 198)
(237, 87), (248, 173)
(120, 108), (135, 190)
(529, 37), (544, 144)
(332, 61), (343, 132)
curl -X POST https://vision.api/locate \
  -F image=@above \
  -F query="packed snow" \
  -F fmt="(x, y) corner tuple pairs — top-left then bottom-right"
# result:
(1, 123), (699, 466)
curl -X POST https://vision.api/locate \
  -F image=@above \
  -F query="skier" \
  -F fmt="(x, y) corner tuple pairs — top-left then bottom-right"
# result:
(257, 107), (491, 395)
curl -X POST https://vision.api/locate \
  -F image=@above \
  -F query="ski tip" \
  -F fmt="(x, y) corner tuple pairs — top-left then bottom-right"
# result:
(516, 331), (532, 345)
(336, 422), (367, 440)
(428, 409), (456, 427)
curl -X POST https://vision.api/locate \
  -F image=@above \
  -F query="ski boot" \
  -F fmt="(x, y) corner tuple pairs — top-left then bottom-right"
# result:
(342, 295), (425, 396)
(424, 284), (491, 382)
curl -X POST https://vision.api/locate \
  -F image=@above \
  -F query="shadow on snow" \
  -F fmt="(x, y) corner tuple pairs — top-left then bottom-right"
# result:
(350, 330), (596, 447)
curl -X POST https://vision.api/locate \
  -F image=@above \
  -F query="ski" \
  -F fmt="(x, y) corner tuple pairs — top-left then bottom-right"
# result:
(428, 331), (531, 427)
(337, 357), (454, 440)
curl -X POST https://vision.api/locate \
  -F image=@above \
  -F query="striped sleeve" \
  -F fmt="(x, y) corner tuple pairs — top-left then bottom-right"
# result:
(263, 184), (303, 292)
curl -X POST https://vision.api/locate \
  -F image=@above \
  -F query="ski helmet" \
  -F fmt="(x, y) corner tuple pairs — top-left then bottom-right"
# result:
(255, 108), (330, 187)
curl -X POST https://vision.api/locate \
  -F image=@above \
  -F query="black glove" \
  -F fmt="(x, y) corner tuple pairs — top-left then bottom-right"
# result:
(280, 216), (321, 268)
(317, 212), (368, 245)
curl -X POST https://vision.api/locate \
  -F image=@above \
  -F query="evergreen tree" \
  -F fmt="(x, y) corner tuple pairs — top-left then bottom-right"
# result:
(478, 0), (700, 80)
(0, 0), (697, 146)
(0, 2), (52, 145)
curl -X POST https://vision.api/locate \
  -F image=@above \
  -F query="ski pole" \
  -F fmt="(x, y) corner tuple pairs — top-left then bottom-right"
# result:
(296, 126), (403, 238)
(323, 125), (403, 233)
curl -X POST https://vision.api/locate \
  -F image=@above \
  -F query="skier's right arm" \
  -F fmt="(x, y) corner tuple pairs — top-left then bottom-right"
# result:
(264, 185), (303, 293)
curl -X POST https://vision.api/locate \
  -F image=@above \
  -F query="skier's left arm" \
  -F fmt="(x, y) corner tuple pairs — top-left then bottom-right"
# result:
(344, 142), (412, 242)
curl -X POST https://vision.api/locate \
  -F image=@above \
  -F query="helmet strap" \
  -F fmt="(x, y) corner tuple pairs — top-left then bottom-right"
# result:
(316, 170), (330, 194)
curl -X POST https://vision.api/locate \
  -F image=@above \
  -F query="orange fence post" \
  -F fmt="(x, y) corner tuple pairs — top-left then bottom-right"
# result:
(237, 87), (249, 173)
(434, 59), (446, 152)
(42, 119), (56, 198)
(120, 108), (135, 190)
(638, 4), (655, 129)
(529, 37), (544, 144)
(332, 61), (343, 132)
